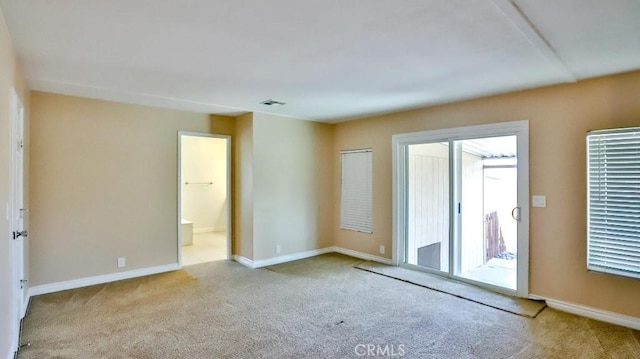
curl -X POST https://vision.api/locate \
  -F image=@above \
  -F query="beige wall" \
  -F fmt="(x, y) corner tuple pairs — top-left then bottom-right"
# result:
(210, 114), (235, 136)
(252, 113), (334, 260)
(333, 70), (640, 318)
(231, 113), (334, 261)
(29, 94), (335, 275)
(0, 10), (29, 357)
(29, 92), (228, 285)
(232, 113), (254, 259)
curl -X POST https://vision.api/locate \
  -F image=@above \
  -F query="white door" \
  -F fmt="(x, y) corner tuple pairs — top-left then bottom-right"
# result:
(10, 87), (28, 336)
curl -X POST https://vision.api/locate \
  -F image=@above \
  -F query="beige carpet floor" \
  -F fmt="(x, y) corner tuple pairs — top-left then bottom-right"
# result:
(354, 261), (546, 318)
(18, 253), (640, 358)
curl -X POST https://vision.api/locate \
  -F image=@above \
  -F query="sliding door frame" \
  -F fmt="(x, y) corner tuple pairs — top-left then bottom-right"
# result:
(392, 120), (529, 297)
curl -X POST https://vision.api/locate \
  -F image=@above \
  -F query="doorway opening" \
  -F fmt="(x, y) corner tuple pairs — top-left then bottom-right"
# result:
(393, 121), (529, 297)
(178, 133), (231, 266)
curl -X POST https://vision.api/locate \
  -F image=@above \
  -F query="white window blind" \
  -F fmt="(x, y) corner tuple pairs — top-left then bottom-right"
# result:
(587, 127), (640, 279)
(340, 149), (373, 233)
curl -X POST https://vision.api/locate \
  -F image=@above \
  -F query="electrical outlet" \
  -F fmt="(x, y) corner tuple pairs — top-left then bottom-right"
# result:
(380, 245), (385, 254)
(117, 257), (126, 268)
(276, 245), (282, 255)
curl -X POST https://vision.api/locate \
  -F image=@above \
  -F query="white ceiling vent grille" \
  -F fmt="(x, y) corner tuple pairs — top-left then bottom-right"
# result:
(260, 99), (286, 106)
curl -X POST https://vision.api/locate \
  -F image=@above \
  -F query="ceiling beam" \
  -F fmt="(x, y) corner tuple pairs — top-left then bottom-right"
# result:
(490, 0), (576, 83)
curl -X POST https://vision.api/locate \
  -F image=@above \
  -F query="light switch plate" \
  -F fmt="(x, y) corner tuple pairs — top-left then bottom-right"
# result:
(532, 195), (546, 208)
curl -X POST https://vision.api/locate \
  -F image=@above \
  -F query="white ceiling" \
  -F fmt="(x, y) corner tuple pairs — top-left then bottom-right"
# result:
(1, 0), (639, 123)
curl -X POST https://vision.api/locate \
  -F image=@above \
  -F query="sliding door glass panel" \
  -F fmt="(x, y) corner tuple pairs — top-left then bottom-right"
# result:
(406, 143), (450, 273)
(454, 136), (517, 290)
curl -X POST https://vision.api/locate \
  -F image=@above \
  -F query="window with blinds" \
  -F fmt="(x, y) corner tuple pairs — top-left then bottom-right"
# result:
(340, 149), (373, 233)
(587, 127), (640, 279)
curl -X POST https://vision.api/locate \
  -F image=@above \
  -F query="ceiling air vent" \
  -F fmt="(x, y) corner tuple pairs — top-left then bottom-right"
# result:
(260, 99), (286, 106)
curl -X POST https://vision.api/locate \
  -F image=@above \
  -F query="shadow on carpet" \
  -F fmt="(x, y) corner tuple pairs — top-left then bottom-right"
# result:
(355, 261), (546, 318)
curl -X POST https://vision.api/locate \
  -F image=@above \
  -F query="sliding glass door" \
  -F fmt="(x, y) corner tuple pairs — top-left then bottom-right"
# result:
(453, 136), (518, 291)
(394, 121), (529, 296)
(406, 142), (450, 273)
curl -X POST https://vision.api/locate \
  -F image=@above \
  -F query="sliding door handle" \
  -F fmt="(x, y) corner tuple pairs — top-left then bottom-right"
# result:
(511, 207), (521, 221)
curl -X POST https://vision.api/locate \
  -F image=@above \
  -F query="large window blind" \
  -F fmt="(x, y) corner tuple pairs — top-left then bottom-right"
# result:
(340, 149), (373, 233)
(587, 127), (640, 279)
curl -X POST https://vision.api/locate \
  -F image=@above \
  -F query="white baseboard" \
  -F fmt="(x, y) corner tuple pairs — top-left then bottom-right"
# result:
(26, 248), (389, 297)
(233, 247), (334, 269)
(331, 246), (393, 265)
(533, 296), (640, 330)
(29, 263), (180, 297)
(232, 255), (255, 268)
(254, 247), (334, 268)
(232, 247), (392, 269)
(193, 226), (226, 233)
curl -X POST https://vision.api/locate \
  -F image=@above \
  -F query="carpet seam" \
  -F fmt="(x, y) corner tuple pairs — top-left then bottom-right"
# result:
(354, 264), (546, 319)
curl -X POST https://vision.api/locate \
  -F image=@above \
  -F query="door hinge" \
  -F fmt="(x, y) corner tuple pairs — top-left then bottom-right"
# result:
(17, 139), (23, 150)
(13, 230), (28, 240)
(20, 279), (28, 289)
